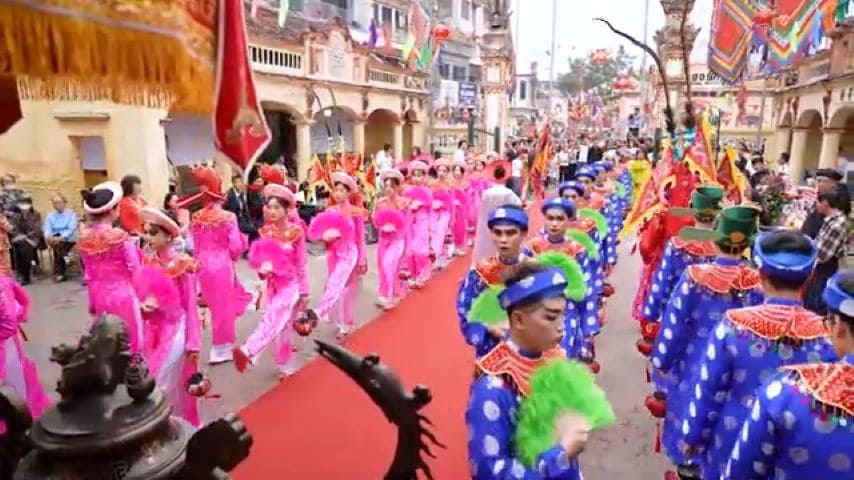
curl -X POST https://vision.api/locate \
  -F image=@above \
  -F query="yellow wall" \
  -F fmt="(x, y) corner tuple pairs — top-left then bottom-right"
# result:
(0, 100), (171, 213)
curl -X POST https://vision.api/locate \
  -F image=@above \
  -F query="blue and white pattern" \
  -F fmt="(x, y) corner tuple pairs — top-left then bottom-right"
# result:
(457, 268), (500, 358)
(650, 257), (763, 464)
(723, 353), (854, 480)
(680, 300), (835, 480)
(467, 374), (583, 480)
(642, 240), (715, 323)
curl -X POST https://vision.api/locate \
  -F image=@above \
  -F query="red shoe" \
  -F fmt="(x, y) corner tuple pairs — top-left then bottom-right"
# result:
(232, 347), (250, 373)
(644, 392), (667, 418)
(664, 471), (678, 480)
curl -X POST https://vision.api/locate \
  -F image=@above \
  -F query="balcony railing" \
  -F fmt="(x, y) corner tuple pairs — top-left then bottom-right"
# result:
(368, 68), (401, 86)
(249, 44), (304, 76)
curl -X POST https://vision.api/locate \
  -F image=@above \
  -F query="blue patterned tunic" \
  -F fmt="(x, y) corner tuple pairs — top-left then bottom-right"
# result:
(650, 257), (763, 464)
(468, 342), (582, 479)
(523, 235), (596, 360)
(724, 353), (854, 480)
(642, 238), (717, 323)
(680, 299), (835, 479)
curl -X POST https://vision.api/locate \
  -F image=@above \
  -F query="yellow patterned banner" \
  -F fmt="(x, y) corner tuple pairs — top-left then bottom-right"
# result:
(0, 0), (217, 114)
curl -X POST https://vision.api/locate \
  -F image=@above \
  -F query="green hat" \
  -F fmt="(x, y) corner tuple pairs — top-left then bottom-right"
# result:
(678, 205), (760, 250)
(670, 186), (725, 222)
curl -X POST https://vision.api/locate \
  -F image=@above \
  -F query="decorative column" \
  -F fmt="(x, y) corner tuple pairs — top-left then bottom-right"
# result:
(788, 127), (809, 182)
(352, 119), (365, 155)
(654, 0), (700, 114)
(818, 127), (843, 169)
(392, 121), (404, 160)
(479, 1), (514, 153)
(295, 120), (313, 181)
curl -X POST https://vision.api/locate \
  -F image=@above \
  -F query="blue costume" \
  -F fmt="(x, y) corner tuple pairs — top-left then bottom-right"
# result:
(642, 237), (717, 323)
(467, 268), (583, 479)
(457, 207), (531, 358)
(524, 198), (597, 360)
(723, 271), (854, 480)
(651, 257), (763, 464)
(681, 231), (834, 479)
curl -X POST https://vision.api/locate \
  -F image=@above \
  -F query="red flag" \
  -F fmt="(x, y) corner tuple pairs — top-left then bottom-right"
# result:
(214, 0), (271, 177)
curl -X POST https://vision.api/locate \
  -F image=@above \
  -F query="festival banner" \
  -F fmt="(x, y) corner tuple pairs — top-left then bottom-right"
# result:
(683, 126), (716, 185)
(620, 148), (675, 240)
(214, 0), (272, 176)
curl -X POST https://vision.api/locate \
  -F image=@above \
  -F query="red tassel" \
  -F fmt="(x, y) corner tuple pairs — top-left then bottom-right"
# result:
(18, 326), (27, 342)
(654, 420), (662, 453)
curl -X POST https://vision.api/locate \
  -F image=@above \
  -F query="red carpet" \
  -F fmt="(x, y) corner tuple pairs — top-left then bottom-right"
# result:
(234, 204), (542, 479)
(233, 258), (474, 479)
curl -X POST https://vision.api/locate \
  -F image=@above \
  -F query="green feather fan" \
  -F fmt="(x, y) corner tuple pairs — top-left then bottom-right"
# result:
(515, 359), (616, 467)
(534, 251), (587, 302)
(565, 229), (600, 261)
(614, 183), (626, 199)
(468, 286), (508, 325)
(578, 208), (608, 238)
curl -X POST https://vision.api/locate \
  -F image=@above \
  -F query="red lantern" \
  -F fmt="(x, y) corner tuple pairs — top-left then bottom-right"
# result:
(752, 8), (777, 27)
(433, 23), (450, 40)
(613, 74), (632, 91)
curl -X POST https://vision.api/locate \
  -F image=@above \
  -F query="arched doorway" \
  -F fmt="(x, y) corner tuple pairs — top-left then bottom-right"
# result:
(310, 106), (358, 155)
(402, 109), (418, 159)
(365, 109), (399, 160)
(796, 109), (823, 174)
(259, 101), (305, 178)
(828, 107), (854, 173)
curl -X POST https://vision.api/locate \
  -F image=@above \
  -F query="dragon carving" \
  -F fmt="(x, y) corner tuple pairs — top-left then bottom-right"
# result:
(316, 340), (445, 480)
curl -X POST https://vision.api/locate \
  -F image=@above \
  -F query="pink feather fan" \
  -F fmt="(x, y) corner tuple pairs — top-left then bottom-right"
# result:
(248, 237), (296, 276)
(308, 210), (354, 244)
(372, 207), (406, 233)
(135, 266), (182, 312)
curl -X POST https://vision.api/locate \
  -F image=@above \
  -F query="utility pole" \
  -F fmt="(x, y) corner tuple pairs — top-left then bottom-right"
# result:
(638, 0), (650, 133)
(548, 0), (557, 115)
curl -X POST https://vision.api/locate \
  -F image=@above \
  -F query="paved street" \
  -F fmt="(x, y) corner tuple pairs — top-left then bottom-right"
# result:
(21, 240), (667, 478)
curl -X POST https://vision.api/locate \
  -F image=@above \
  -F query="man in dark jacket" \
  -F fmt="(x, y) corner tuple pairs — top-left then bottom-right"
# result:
(224, 175), (259, 243)
(801, 168), (851, 239)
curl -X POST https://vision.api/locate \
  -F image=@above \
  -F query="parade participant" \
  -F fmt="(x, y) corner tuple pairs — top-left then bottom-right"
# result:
(403, 160), (433, 288)
(77, 181), (145, 353)
(308, 172), (367, 339)
(638, 186), (722, 353)
(183, 165), (251, 364)
(137, 207), (203, 426)
(524, 197), (597, 362)
(233, 184), (309, 376)
(574, 167), (605, 211)
(466, 263), (593, 479)
(450, 159), (471, 256)
(471, 161), (519, 266)
(467, 157), (490, 238)
(430, 158), (454, 269)
(724, 269), (854, 480)
(458, 205), (529, 357)
(679, 229), (833, 480)
(373, 169), (409, 310)
(650, 206), (764, 473)
(0, 270), (50, 423)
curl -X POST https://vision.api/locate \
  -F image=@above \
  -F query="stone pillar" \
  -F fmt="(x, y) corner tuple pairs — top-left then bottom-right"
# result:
(773, 127), (792, 160)
(107, 107), (171, 207)
(788, 128), (809, 182)
(352, 120), (365, 155)
(295, 120), (313, 181)
(818, 127), (843, 169)
(392, 121), (404, 161)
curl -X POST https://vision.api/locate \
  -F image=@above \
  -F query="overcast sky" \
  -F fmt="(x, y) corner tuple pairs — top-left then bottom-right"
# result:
(512, 0), (715, 76)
